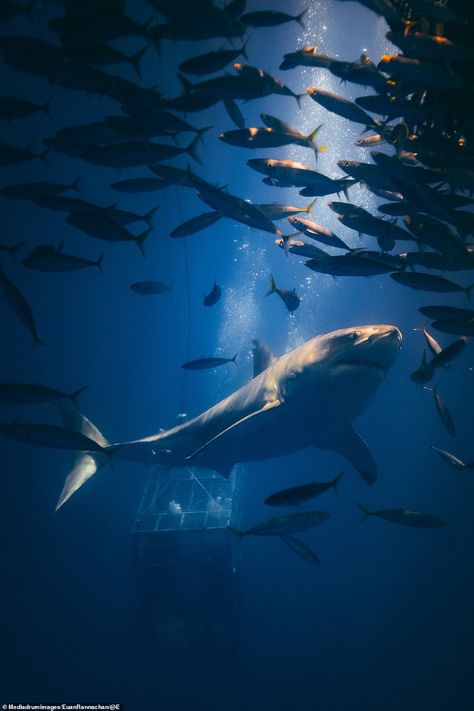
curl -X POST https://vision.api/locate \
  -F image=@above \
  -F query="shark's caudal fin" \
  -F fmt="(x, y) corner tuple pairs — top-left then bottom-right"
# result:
(54, 400), (109, 511)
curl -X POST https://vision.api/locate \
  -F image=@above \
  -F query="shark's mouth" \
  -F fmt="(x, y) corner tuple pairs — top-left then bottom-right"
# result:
(336, 358), (388, 376)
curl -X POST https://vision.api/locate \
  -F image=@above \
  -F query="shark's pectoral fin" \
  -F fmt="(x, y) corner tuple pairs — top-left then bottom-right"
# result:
(325, 427), (377, 484)
(186, 399), (282, 466)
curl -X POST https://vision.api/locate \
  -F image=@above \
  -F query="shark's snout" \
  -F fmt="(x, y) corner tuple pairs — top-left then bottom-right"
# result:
(355, 325), (402, 373)
(334, 325), (402, 376)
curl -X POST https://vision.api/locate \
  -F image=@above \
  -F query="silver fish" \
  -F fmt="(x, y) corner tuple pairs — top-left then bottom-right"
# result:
(230, 510), (330, 537)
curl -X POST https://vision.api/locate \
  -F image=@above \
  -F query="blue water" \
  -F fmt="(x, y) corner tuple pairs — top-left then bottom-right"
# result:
(1, 1), (474, 710)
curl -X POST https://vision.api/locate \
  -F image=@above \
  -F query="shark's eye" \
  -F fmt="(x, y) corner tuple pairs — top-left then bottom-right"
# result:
(344, 331), (360, 342)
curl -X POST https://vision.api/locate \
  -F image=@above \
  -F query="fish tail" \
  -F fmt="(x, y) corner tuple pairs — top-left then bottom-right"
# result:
(135, 228), (151, 257)
(32, 335), (47, 349)
(267, 273), (277, 295)
(195, 125), (213, 141)
(10, 241), (27, 263)
(43, 96), (53, 121)
(69, 385), (88, 404)
(70, 176), (83, 194)
(296, 7), (309, 28)
(357, 502), (371, 522)
(178, 73), (194, 94)
(465, 283), (474, 300)
(25, 0), (35, 18)
(95, 252), (104, 273)
(228, 526), (244, 538)
(130, 45), (149, 82)
(241, 35), (250, 61)
(144, 205), (159, 228)
(342, 180), (356, 201)
(305, 198), (317, 214)
(333, 470), (345, 490)
(186, 135), (203, 165)
(38, 148), (50, 165)
(231, 351), (239, 364)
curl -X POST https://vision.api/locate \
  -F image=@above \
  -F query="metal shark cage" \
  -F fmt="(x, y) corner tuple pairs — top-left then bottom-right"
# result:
(132, 466), (240, 659)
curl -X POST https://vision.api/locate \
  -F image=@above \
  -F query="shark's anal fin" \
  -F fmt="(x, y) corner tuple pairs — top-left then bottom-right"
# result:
(186, 399), (282, 466)
(325, 427), (377, 485)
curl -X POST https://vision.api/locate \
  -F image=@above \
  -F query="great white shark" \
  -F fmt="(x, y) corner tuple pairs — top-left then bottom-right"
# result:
(55, 324), (402, 510)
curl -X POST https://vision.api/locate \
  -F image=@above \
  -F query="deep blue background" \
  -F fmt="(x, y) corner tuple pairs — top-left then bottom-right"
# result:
(1, 1), (473, 710)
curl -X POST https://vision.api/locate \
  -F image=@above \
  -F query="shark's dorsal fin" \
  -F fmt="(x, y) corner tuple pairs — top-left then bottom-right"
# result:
(251, 339), (276, 377)
(323, 427), (377, 484)
(186, 399), (282, 463)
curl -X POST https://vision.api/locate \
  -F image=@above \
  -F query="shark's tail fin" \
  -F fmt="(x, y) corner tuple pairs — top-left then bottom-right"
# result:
(54, 400), (110, 511)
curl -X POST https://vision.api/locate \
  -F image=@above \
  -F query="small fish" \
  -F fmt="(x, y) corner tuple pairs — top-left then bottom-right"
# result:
(265, 471), (344, 506)
(431, 445), (467, 470)
(358, 503), (446, 528)
(170, 211), (222, 238)
(256, 199), (316, 220)
(275, 238), (329, 261)
(288, 216), (349, 250)
(181, 354), (238, 370)
(0, 262), (45, 347)
(0, 96), (52, 121)
(0, 421), (110, 454)
(391, 272), (473, 297)
(354, 133), (385, 148)
(0, 383), (87, 405)
(430, 339), (468, 370)
(203, 281), (222, 307)
(110, 178), (169, 194)
(130, 281), (170, 295)
(64, 43), (148, 81)
(223, 98), (245, 129)
(22, 244), (103, 273)
(66, 212), (150, 256)
(179, 44), (248, 76)
(0, 0), (34, 22)
(267, 274), (300, 313)
(307, 87), (376, 126)
(431, 319), (474, 337)
(306, 254), (395, 277)
(328, 202), (371, 218)
(422, 327), (442, 357)
(280, 535), (321, 566)
(410, 351), (434, 385)
(0, 142), (48, 165)
(0, 178), (81, 200)
(426, 385), (456, 437)
(280, 47), (335, 71)
(0, 241), (26, 262)
(240, 8), (308, 28)
(419, 305), (474, 321)
(229, 510), (330, 537)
